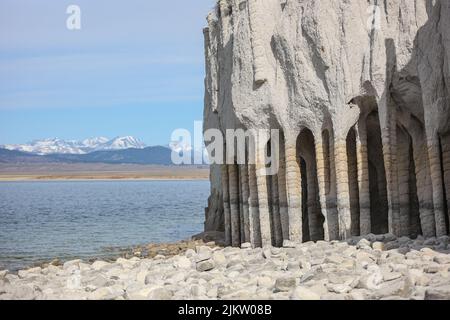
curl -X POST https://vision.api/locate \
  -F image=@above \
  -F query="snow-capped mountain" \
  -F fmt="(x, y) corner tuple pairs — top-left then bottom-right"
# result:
(82, 137), (109, 148)
(1, 136), (146, 155)
(100, 136), (146, 151)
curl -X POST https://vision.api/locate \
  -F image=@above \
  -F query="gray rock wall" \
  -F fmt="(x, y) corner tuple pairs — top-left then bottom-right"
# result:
(203, 0), (450, 246)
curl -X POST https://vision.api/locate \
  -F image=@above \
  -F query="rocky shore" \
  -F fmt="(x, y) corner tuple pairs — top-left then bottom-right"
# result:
(1, 234), (450, 300)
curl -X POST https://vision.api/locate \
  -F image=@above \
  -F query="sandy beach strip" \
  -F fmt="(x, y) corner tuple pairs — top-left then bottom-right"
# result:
(0, 164), (210, 181)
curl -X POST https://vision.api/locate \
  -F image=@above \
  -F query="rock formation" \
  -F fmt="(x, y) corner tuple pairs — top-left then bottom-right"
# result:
(203, 0), (450, 247)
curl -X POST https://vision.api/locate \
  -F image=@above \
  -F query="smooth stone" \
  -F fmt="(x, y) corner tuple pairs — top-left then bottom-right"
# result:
(185, 249), (196, 258)
(349, 289), (368, 300)
(287, 261), (301, 271)
(195, 246), (212, 262)
(357, 272), (383, 290)
(206, 286), (218, 298)
(356, 238), (371, 250)
(420, 247), (438, 257)
(425, 285), (450, 300)
(409, 269), (430, 286)
(327, 283), (352, 294)
(196, 259), (215, 272)
(434, 255), (450, 265)
(241, 242), (252, 249)
(226, 271), (240, 278)
(290, 286), (320, 300)
(372, 242), (384, 251)
(89, 287), (115, 300)
(63, 260), (82, 270)
(257, 276), (275, 288)
(424, 264), (443, 274)
(372, 279), (412, 299)
(174, 256), (192, 269)
(324, 255), (344, 264)
(262, 247), (272, 259)
(91, 261), (111, 271)
(274, 277), (296, 292)
(212, 251), (227, 266)
(90, 275), (113, 288)
(383, 233), (397, 242)
(382, 272), (402, 282)
(424, 237), (437, 246)
(299, 260), (312, 270)
(148, 288), (173, 300)
(282, 240), (297, 248)
(135, 270), (148, 284)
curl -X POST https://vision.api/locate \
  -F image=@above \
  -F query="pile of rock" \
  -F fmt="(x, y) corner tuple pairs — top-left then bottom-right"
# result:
(1, 234), (450, 300)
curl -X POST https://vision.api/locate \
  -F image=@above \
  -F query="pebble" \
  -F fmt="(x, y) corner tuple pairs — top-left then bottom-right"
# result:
(91, 261), (111, 271)
(174, 256), (192, 269)
(290, 286), (321, 300)
(372, 242), (384, 251)
(196, 259), (215, 272)
(425, 285), (450, 300)
(274, 277), (296, 292)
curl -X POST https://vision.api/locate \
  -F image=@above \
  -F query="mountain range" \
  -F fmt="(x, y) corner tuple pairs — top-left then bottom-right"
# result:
(0, 136), (207, 166)
(1, 136), (146, 155)
(0, 146), (179, 165)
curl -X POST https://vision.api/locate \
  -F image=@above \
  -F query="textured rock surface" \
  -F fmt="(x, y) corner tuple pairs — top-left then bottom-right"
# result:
(1, 235), (450, 300)
(203, 0), (450, 246)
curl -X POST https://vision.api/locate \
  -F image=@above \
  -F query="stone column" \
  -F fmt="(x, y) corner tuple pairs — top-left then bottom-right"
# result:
(238, 169), (245, 243)
(239, 164), (251, 243)
(327, 132), (340, 240)
(413, 137), (436, 238)
(355, 120), (371, 235)
(221, 164), (231, 246)
(304, 159), (319, 241)
(427, 135), (447, 236)
(277, 136), (290, 240)
(255, 159), (272, 247)
(334, 136), (351, 240)
(284, 135), (302, 242)
(247, 0), (268, 84)
(397, 130), (411, 237)
(441, 134), (450, 231)
(378, 97), (401, 235)
(315, 133), (331, 241)
(271, 174), (282, 246)
(248, 164), (262, 247)
(347, 129), (360, 237)
(228, 164), (241, 247)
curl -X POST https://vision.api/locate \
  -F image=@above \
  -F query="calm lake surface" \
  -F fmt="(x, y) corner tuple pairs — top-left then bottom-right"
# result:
(0, 180), (209, 271)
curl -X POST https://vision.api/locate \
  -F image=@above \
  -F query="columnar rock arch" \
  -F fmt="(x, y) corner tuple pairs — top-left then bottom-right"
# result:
(214, 107), (449, 247)
(296, 128), (324, 242)
(203, 0), (450, 247)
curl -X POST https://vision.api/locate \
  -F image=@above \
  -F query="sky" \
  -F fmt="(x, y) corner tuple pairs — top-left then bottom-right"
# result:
(0, 0), (216, 146)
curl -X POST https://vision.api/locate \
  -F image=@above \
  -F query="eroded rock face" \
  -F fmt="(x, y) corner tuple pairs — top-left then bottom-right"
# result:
(203, 0), (450, 246)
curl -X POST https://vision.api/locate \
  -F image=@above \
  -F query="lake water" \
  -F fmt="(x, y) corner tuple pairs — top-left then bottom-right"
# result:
(0, 180), (209, 271)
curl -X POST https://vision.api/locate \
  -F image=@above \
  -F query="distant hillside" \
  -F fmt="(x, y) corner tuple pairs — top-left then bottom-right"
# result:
(49, 146), (173, 165)
(0, 148), (56, 163)
(0, 146), (186, 166)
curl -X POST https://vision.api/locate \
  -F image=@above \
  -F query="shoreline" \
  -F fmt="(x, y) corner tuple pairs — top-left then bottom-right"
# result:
(0, 176), (210, 182)
(1, 232), (224, 273)
(1, 234), (450, 300)
(0, 163), (210, 182)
